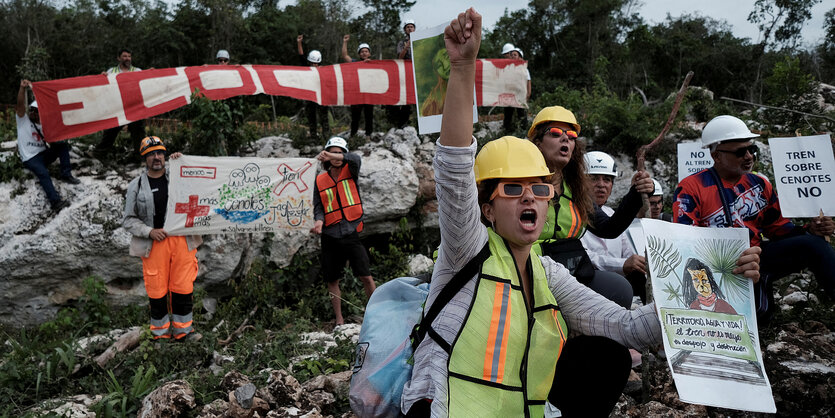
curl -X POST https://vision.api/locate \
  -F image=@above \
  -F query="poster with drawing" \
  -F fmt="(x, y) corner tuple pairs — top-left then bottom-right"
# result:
(410, 23), (477, 134)
(642, 219), (775, 413)
(164, 155), (316, 235)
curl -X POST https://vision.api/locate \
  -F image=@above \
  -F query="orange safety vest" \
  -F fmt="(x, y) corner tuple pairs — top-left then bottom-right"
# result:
(316, 165), (364, 228)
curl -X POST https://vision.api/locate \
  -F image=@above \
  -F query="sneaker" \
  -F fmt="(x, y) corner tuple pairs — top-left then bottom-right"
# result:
(61, 176), (81, 185)
(51, 200), (70, 212)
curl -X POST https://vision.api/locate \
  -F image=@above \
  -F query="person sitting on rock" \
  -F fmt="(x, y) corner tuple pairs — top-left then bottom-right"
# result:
(579, 151), (648, 303)
(16, 79), (80, 212)
(673, 115), (835, 325)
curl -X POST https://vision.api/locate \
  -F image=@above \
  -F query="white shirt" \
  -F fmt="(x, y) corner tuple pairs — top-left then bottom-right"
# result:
(16, 114), (47, 162)
(581, 205), (636, 275)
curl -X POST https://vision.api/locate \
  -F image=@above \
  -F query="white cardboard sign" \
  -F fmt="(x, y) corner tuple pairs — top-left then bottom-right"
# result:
(677, 141), (714, 183)
(768, 134), (835, 218)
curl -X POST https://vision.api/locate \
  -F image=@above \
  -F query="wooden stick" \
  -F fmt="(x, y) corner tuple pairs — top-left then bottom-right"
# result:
(94, 327), (142, 368)
(636, 71), (695, 171)
(218, 305), (258, 346)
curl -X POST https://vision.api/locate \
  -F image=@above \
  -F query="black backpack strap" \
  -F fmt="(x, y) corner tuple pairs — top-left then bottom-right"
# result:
(707, 167), (734, 227)
(411, 241), (491, 353)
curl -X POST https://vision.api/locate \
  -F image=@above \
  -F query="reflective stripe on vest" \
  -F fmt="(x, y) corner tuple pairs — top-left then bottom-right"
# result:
(538, 180), (586, 242)
(447, 228), (568, 418)
(316, 166), (363, 226)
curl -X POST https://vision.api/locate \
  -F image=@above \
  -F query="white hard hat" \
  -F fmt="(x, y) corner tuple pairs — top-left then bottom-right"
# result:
(357, 43), (371, 54)
(501, 43), (515, 55)
(216, 49), (230, 60)
(307, 50), (322, 64)
(513, 47), (524, 57)
(585, 151), (618, 177)
(652, 179), (663, 196)
(30, 100), (38, 109)
(701, 115), (759, 148)
(325, 136), (348, 153)
(403, 19), (415, 28)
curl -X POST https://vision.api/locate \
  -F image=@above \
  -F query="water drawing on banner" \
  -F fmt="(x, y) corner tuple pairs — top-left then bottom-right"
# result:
(677, 141), (715, 183)
(767, 134), (835, 218)
(642, 219), (775, 413)
(164, 155), (316, 235)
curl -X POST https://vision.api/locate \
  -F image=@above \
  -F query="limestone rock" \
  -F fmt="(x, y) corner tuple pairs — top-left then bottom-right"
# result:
(138, 379), (196, 418)
(221, 370), (252, 392)
(407, 254), (433, 276)
(1, 129), (431, 326)
(31, 394), (102, 418)
(265, 369), (303, 408)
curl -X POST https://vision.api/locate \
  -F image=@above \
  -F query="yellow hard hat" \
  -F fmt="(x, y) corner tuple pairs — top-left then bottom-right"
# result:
(527, 106), (581, 139)
(474, 136), (553, 183)
(139, 136), (166, 156)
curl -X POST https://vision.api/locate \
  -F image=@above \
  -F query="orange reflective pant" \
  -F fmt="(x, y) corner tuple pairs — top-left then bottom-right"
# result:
(142, 236), (198, 298)
(142, 236), (198, 339)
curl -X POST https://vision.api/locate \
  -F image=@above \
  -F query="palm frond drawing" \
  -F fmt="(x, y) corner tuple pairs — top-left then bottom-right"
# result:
(694, 239), (750, 302)
(646, 235), (683, 281)
(662, 281), (684, 306)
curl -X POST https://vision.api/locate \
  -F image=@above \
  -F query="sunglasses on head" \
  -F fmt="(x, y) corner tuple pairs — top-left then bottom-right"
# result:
(490, 182), (554, 200)
(717, 144), (757, 158)
(547, 127), (578, 139)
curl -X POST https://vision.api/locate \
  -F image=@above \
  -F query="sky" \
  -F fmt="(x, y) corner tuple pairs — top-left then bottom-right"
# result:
(396, 0), (830, 48)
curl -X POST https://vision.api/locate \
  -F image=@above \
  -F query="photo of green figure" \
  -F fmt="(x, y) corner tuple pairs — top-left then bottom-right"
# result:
(412, 34), (449, 117)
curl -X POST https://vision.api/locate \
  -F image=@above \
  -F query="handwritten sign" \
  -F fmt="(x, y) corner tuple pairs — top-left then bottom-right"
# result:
(677, 141), (714, 183)
(661, 309), (757, 361)
(642, 219), (775, 413)
(164, 155), (316, 235)
(768, 134), (835, 217)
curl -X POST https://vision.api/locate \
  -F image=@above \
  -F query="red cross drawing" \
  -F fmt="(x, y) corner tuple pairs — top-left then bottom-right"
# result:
(273, 161), (313, 196)
(174, 195), (210, 228)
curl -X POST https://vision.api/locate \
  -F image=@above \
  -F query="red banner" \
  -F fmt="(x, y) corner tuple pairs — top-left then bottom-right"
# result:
(31, 59), (527, 142)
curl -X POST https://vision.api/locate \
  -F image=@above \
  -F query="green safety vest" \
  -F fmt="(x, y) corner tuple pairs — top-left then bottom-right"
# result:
(539, 180), (586, 242)
(446, 228), (568, 417)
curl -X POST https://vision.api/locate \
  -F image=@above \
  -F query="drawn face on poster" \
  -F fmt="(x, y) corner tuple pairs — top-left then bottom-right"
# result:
(413, 33), (448, 117)
(410, 23), (476, 134)
(682, 258), (737, 315)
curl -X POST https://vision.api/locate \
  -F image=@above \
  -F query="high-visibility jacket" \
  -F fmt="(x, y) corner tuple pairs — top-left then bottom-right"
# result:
(538, 180), (586, 242)
(446, 228), (568, 417)
(316, 165), (364, 227)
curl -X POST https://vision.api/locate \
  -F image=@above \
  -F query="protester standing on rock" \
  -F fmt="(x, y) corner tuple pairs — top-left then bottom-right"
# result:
(500, 43), (530, 134)
(673, 115), (835, 325)
(390, 19), (416, 128)
(95, 49), (147, 158)
(297, 35), (330, 139)
(16, 79), (80, 212)
(341, 35), (374, 137)
(123, 136), (203, 341)
(310, 137), (376, 325)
